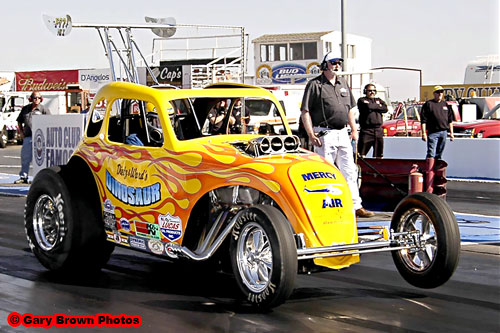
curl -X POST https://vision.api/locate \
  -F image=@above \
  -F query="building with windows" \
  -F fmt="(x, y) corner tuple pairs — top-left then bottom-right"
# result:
(252, 31), (372, 86)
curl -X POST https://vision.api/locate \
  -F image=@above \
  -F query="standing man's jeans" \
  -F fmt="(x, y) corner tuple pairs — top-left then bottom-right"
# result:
(19, 136), (32, 179)
(426, 130), (447, 159)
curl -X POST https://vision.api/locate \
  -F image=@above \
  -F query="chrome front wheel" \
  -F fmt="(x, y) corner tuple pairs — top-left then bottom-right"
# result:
(230, 205), (297, 309)
(391, 192), (460, 288)
(396, 208), (437, 272)
(235, 222), (273, 293)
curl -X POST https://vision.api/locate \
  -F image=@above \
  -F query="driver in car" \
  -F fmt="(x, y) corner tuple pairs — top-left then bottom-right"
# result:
(208, 99), (235, 134)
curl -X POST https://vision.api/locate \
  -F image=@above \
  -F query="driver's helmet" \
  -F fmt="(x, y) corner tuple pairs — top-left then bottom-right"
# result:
(146, 102), (161, 130)
(146, 102), (157, 113)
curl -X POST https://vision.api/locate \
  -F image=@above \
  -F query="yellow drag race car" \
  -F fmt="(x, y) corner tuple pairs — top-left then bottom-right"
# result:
(24, 82), (460, 309)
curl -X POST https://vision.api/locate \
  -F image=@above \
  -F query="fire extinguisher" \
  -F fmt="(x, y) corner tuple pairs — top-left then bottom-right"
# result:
(409, 164), (423, 194)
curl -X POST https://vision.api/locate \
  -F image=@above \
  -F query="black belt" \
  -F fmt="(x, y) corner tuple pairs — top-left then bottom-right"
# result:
(319, 125), (347, 130)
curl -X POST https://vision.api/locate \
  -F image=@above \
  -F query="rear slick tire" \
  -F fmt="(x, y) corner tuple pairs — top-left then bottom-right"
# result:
(390, 192), (460, 288)
(230, 205), (297, 310)
(24, 166), (113, 273)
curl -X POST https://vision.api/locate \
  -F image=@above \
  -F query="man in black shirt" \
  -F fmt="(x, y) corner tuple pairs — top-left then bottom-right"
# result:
(357, 83), (388, 158)
(301, 51), (374, 218)
(420, 85), (454, 192)
(14, 91), (50, 184)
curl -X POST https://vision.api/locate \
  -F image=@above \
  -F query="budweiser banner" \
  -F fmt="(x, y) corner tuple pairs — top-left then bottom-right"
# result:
(16, 70), (78, 91)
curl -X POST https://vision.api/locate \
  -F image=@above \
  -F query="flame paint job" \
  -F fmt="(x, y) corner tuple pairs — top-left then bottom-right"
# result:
(73, 82), (359, 269)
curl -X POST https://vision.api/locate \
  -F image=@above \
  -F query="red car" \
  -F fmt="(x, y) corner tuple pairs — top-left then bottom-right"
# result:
(382, 104), (423, 136)
(454, 103), (500, 138)
(383, 102), (461, 137)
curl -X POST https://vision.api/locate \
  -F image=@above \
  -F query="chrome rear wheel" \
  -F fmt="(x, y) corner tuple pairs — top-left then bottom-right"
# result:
(33, 194), (63, 251)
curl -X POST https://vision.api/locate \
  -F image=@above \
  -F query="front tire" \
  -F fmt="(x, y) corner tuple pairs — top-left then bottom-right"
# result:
(230, 205), (297, 309)
(391, 192), (460, 288)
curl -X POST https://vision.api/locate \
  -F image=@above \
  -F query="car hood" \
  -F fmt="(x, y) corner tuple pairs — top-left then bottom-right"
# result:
(453, 119), (499, 129)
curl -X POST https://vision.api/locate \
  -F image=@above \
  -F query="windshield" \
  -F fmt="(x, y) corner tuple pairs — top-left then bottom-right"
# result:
(483, 104), (500, 120)
(172, 96), (287, 140)
(396, 105), (421, 120)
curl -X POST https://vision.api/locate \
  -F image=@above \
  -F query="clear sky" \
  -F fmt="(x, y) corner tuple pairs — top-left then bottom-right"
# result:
(1, 0), (498, 101)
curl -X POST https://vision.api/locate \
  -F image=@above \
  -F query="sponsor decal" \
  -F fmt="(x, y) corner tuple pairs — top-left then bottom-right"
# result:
(306, 62), (320, 75)
(134, 221), (161, 240)
(119, 218), (131, 232)
(322, 198), (343, 208)
(301, 171), (336, 181)
(159, 214), (183, 242)
(271, 64), (306, 84)
(116, 164), (148, 181)
(103, 199), (114, 212)
(104, 212), (117, 232)
(33, 129), (45, 167)
(53, 193), (66, 243)
(113, 233), (121, 244)
(164, 243), (179, 259)
(304, 185), (342, 195)
(106, 171), (161, 206)
(129, 236), (146, 250)
(148, 239), (164, 255)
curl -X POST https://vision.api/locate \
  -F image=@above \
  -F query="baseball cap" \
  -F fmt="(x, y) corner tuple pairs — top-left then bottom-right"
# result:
(433, 85), (444, 93)
(323, 51), (343, 63)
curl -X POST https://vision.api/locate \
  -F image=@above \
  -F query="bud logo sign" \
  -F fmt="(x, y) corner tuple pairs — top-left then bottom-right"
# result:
(272, 64), (306, 84)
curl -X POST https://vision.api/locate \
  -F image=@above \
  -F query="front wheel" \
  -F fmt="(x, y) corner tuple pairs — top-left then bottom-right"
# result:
(391, 192), (460, 288)
(230, 205), (297, 309)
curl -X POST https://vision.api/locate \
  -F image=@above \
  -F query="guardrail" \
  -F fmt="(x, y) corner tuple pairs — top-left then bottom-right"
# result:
(383, 137), (500, 181)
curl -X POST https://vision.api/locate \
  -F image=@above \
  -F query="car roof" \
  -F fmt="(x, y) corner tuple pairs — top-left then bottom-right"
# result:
(94, 81), (277, 106)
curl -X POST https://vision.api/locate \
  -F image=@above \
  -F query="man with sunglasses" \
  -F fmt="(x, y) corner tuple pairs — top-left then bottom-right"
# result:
(14, 91), (50, 184)
(357, 83), (388, 158)
(301, 51), (374, 218)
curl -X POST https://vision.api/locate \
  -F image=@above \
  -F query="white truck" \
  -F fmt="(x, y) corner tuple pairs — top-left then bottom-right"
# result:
(0, 91), (78, 148)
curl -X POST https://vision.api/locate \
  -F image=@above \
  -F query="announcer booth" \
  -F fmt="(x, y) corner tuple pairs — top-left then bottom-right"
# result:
(31, 114), (86, 177)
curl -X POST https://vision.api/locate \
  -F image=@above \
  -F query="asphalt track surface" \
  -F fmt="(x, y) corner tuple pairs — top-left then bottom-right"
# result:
(0, 144), (499, 332)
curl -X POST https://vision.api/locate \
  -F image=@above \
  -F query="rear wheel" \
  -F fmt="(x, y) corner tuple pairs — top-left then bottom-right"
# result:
(230, 205), (297, 309)
(391, 192), (460, 288)
(25, 166), (113, 272)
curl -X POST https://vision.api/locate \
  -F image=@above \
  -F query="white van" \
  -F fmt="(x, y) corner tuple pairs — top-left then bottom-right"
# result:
(256, 85), (304, 131)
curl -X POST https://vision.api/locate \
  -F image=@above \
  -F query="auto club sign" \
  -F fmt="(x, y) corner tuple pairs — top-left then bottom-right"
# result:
(16, 70), (79, 91)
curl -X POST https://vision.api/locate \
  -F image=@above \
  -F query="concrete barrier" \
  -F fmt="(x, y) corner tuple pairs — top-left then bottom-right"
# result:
(383, 137), (500, 180)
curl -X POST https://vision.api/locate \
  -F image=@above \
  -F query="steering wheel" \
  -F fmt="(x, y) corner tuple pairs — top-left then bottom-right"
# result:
(146, 112), (164, 146)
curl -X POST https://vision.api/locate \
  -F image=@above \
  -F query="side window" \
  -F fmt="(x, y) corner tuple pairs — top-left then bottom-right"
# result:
(169, 98), (202, 140)
(86, 97), (107, 137)
(107, 99), (164, 147)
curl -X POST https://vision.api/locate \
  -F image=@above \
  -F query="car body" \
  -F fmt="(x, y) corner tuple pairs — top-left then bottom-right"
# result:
(454, 103), (500, 138)
(383, 102), (461, 137)
(382, 104), (422, 137)
(24, 81), (460, 309)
